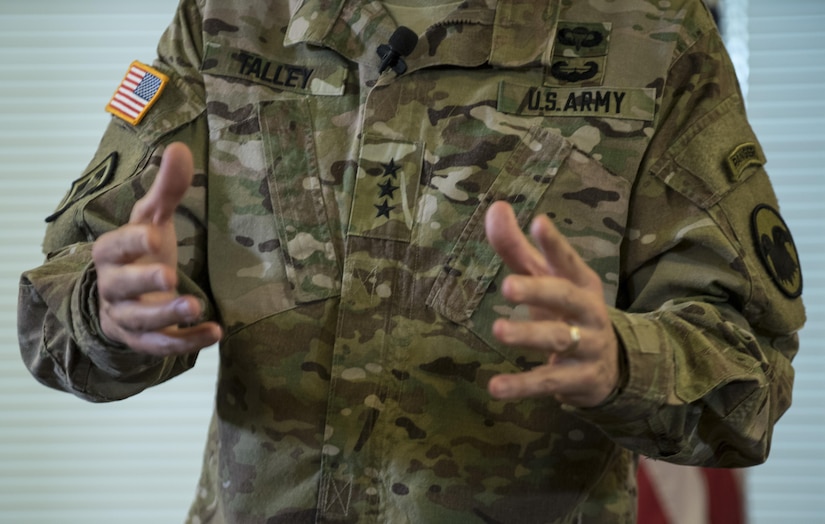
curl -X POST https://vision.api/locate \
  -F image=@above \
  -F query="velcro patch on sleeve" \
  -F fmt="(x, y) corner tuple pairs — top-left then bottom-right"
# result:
(45, 152), (118, 223)
(727, 142), (765, 181)
(105, 61), (169, 126)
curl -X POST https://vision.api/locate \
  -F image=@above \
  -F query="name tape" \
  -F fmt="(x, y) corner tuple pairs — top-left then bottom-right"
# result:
(498, 82), (656, 121)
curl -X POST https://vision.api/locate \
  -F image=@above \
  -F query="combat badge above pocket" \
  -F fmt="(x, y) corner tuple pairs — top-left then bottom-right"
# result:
(546, 21), (612, 87)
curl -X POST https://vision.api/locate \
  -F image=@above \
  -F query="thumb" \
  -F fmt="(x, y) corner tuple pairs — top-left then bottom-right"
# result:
(130, 142), (194, 225)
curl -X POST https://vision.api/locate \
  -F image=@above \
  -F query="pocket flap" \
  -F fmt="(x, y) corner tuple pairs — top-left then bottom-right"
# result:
(426, 126), (573, 324)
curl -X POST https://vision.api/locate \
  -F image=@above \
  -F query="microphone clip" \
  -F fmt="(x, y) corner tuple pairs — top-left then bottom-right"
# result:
(377, 26), (418, 75)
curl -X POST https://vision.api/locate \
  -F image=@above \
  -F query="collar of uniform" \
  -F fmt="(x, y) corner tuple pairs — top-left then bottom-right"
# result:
(284, 0), (559, 71)
(284, 0), (393, 65)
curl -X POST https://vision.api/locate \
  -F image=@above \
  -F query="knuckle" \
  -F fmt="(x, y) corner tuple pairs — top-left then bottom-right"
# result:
(135, 332), (184, 357)
(552, 328), (569, 350)
(558, 285), (575, 309)
(578, 365), (600, 386)
(537, 373), (560, 393)
(91, 239), (106, 262)
(154, 338), (184, 356)
(96, 278), (117, 302)
(116, 311), (145, 332)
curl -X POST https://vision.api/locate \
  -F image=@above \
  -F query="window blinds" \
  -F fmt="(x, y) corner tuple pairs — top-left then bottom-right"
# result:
(737, 1), (825, 522)
(0, 2), (219, 523)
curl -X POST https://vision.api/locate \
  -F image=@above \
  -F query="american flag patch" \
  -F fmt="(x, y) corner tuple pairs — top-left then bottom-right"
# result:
(105, 61), (169, 125)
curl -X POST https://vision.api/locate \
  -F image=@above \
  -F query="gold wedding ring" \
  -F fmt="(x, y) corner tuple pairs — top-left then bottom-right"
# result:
(566, 325), (581, 353)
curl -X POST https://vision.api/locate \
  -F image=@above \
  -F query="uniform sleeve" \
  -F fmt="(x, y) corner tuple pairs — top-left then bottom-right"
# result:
(570, 20), (804, 467)
(17, 0), (213, 402)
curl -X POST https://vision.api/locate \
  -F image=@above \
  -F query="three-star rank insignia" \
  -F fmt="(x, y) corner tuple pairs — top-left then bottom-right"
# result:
(46, 152), (118, 223)
(374, 160), (401, 219)
(751, 204), (802, 298)
(348, 139), (423, 242)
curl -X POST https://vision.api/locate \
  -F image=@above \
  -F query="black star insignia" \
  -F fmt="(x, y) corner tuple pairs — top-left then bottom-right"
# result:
(374, 199), (396, 219)
(378, 179), (399, 199)
(381, 159), (401, 178)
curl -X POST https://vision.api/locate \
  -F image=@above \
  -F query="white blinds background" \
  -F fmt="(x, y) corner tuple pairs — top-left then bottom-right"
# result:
(0, 1), (823, 523)
(736, 0), (825, 522)
(0, 2), (219, 523)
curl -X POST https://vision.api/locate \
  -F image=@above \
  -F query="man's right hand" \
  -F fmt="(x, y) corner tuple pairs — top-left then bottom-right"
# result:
(91, 142), (222, 356)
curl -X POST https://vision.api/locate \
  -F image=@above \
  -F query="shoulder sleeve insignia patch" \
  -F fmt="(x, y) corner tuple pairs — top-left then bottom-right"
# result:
(45, 152), (118, 223)
(751, 204), (802, 298)
(105, 61), (169, 126)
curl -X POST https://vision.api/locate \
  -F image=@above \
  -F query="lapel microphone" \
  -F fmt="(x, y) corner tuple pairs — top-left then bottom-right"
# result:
(377, 26), (418, 75)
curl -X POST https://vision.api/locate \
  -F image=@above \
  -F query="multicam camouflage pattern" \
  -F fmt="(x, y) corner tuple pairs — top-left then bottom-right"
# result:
(18, 0), (804, 523)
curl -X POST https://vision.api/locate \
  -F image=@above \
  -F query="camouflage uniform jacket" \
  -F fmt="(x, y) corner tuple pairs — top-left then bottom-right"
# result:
(18, 0), (805, 522)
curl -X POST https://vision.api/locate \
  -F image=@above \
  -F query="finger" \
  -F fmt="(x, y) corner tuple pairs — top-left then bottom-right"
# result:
(122, 323), (223, 357)
(488, 363), (610, 406)
(529, 214), (594, 288)
(488, 367), (559, 400)
(499, 274), (598, 324)
(130, 142), (194, 225)
(92, 224), (164, 266)
(492, 318), (581, 354)
(103, 294), (204, 333)
(485, 201), (552, 277)
(97, 262), (177, 303)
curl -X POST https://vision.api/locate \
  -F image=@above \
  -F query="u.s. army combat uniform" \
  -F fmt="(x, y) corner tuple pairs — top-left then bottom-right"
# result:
(18, 0), (805, 522)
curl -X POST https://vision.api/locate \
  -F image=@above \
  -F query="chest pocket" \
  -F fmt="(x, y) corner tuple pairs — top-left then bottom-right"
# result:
(426, 126), (572, 321)
(427, 125), (631, 363)
(208, 98), (342, 331)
